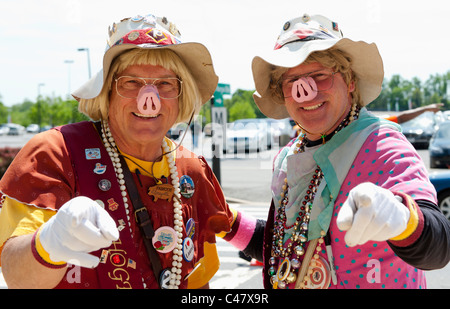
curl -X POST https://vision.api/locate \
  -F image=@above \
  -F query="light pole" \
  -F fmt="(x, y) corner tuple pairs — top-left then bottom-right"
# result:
(37, 83), (45, 98)
(64, 60), (74, 96)
(77, 48), (92, 79)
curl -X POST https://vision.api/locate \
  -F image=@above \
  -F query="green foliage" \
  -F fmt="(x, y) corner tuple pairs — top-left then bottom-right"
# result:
(0, 103), (8, 123)
(4, 95), (89, 127)
(369, 73), (450, 111)
(2, 70), (450, 129)
(229, 100), (255, 121)
(198, 89), (263, 124)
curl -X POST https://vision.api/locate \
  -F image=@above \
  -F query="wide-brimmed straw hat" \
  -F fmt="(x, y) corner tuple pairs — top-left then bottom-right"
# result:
(251, 13), (384, 119)
(72, 14), (218, 105)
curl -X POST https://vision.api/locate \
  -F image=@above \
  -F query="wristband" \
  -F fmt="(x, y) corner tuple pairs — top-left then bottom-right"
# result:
(389, 192), (423, 243)
(221, 210), (257, 251)
(31, 227), (67, 269)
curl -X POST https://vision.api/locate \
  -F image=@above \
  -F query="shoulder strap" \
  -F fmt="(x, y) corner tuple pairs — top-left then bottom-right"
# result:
(58, 121), (145, 289)
(118, 154), (164, 288)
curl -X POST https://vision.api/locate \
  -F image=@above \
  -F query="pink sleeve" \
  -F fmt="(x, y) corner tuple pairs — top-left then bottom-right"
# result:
(222, 211), (257, 251)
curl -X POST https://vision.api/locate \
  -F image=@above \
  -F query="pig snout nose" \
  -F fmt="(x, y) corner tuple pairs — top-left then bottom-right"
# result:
(137, 85), (161, 116)
(291, 77), (318, 103)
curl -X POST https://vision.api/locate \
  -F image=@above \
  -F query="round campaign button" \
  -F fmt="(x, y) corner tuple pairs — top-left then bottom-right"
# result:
(98, 179), (111, 191)
(182, 237), (195, 262)
(185, 218), (195, 238)
(159, 269), (171, 289)
(179, 175), (195, 198)
(152, 226), (178, 253)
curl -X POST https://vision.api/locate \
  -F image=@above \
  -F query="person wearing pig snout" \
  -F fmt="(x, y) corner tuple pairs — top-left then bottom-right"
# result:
(0, 14), (261, 289)
(247, 13), (450, 289)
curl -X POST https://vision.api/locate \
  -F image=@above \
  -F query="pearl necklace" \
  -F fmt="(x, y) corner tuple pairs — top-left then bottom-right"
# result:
(101, 120), (184, 289)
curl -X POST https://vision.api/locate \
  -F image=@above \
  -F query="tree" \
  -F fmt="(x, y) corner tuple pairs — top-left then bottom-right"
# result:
(370, 73), (449, 111)
(0, 97), (8, 123)
(229, 100), (256, 122)
(2, 69), (450, 130)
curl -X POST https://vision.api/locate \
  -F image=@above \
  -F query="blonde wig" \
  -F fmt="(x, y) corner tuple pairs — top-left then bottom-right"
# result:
(78, 48), (202, 123)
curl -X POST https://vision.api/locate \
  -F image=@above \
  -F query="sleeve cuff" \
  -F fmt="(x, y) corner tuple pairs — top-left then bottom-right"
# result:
(31, 227), (67, 269)
(220, 209), (257, 251)
(389, 192), (424, 247)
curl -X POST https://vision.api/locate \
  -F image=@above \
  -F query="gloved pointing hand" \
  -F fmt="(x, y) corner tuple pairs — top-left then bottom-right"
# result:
(336, 183), (410, 247)
(36, 196), (119, 268)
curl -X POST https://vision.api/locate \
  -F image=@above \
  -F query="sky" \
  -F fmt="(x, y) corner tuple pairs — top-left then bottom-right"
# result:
(1, 0), (450, 107)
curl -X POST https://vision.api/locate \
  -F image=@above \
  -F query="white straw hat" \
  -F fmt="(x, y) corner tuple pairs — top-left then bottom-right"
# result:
(251, 13), (384, 119)
(72, 14), (218, 105)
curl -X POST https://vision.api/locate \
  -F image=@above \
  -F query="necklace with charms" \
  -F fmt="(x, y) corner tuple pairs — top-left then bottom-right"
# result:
(269, 105), (360, 289)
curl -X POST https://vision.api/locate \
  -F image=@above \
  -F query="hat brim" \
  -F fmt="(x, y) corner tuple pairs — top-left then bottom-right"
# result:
(251, 38), (384, 119)
(72, 42), (218, 105)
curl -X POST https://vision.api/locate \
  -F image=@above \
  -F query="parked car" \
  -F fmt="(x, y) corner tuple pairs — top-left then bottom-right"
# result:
(26, 124), (40, 133)
(39, 125), (53, 132)
(6, 123), (25, 135)
(224, 119), (269, 153)
(429, 121), (450, 168)
(264, 118), (296, 146)
(443, 110), (450, 121)
(0, 124), (9, 136)
(401, 112), (440, 149)
(429, 171), (450, 220)
(204, 122), (225, 151)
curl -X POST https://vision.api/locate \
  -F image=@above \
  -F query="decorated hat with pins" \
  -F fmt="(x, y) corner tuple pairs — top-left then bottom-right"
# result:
(72, 14), (218, 105)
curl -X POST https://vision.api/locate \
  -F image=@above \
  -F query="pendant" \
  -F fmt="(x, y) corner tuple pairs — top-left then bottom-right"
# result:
(304, 255), (331, 289)
(270, 257), (291, 289)
(276, 257), (291, 282)
(148, 183), (174, 202)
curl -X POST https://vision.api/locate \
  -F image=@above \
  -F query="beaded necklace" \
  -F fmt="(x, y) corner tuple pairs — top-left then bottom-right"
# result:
(269, 105), (360, 289)
(100, 120), (184, 289)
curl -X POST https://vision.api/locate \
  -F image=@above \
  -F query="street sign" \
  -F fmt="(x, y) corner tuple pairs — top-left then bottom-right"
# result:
(210, 84), (230, 183)
(211, 107), (227, 126)
(210, 106), (227, 182)
(211, 107), (227, 144)
(213, 92), (224, 107)
(216, 83), (231, 94)
(213, 83), (231, 107)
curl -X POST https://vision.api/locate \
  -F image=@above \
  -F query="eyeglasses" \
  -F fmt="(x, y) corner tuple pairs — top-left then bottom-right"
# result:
(281, 70), (337, 99)
(114, 76), (183, 99)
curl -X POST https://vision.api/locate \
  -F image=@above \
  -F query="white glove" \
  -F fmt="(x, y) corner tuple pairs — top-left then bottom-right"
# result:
(336, 183), (410, 247)
(38, 196), (119, 268)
